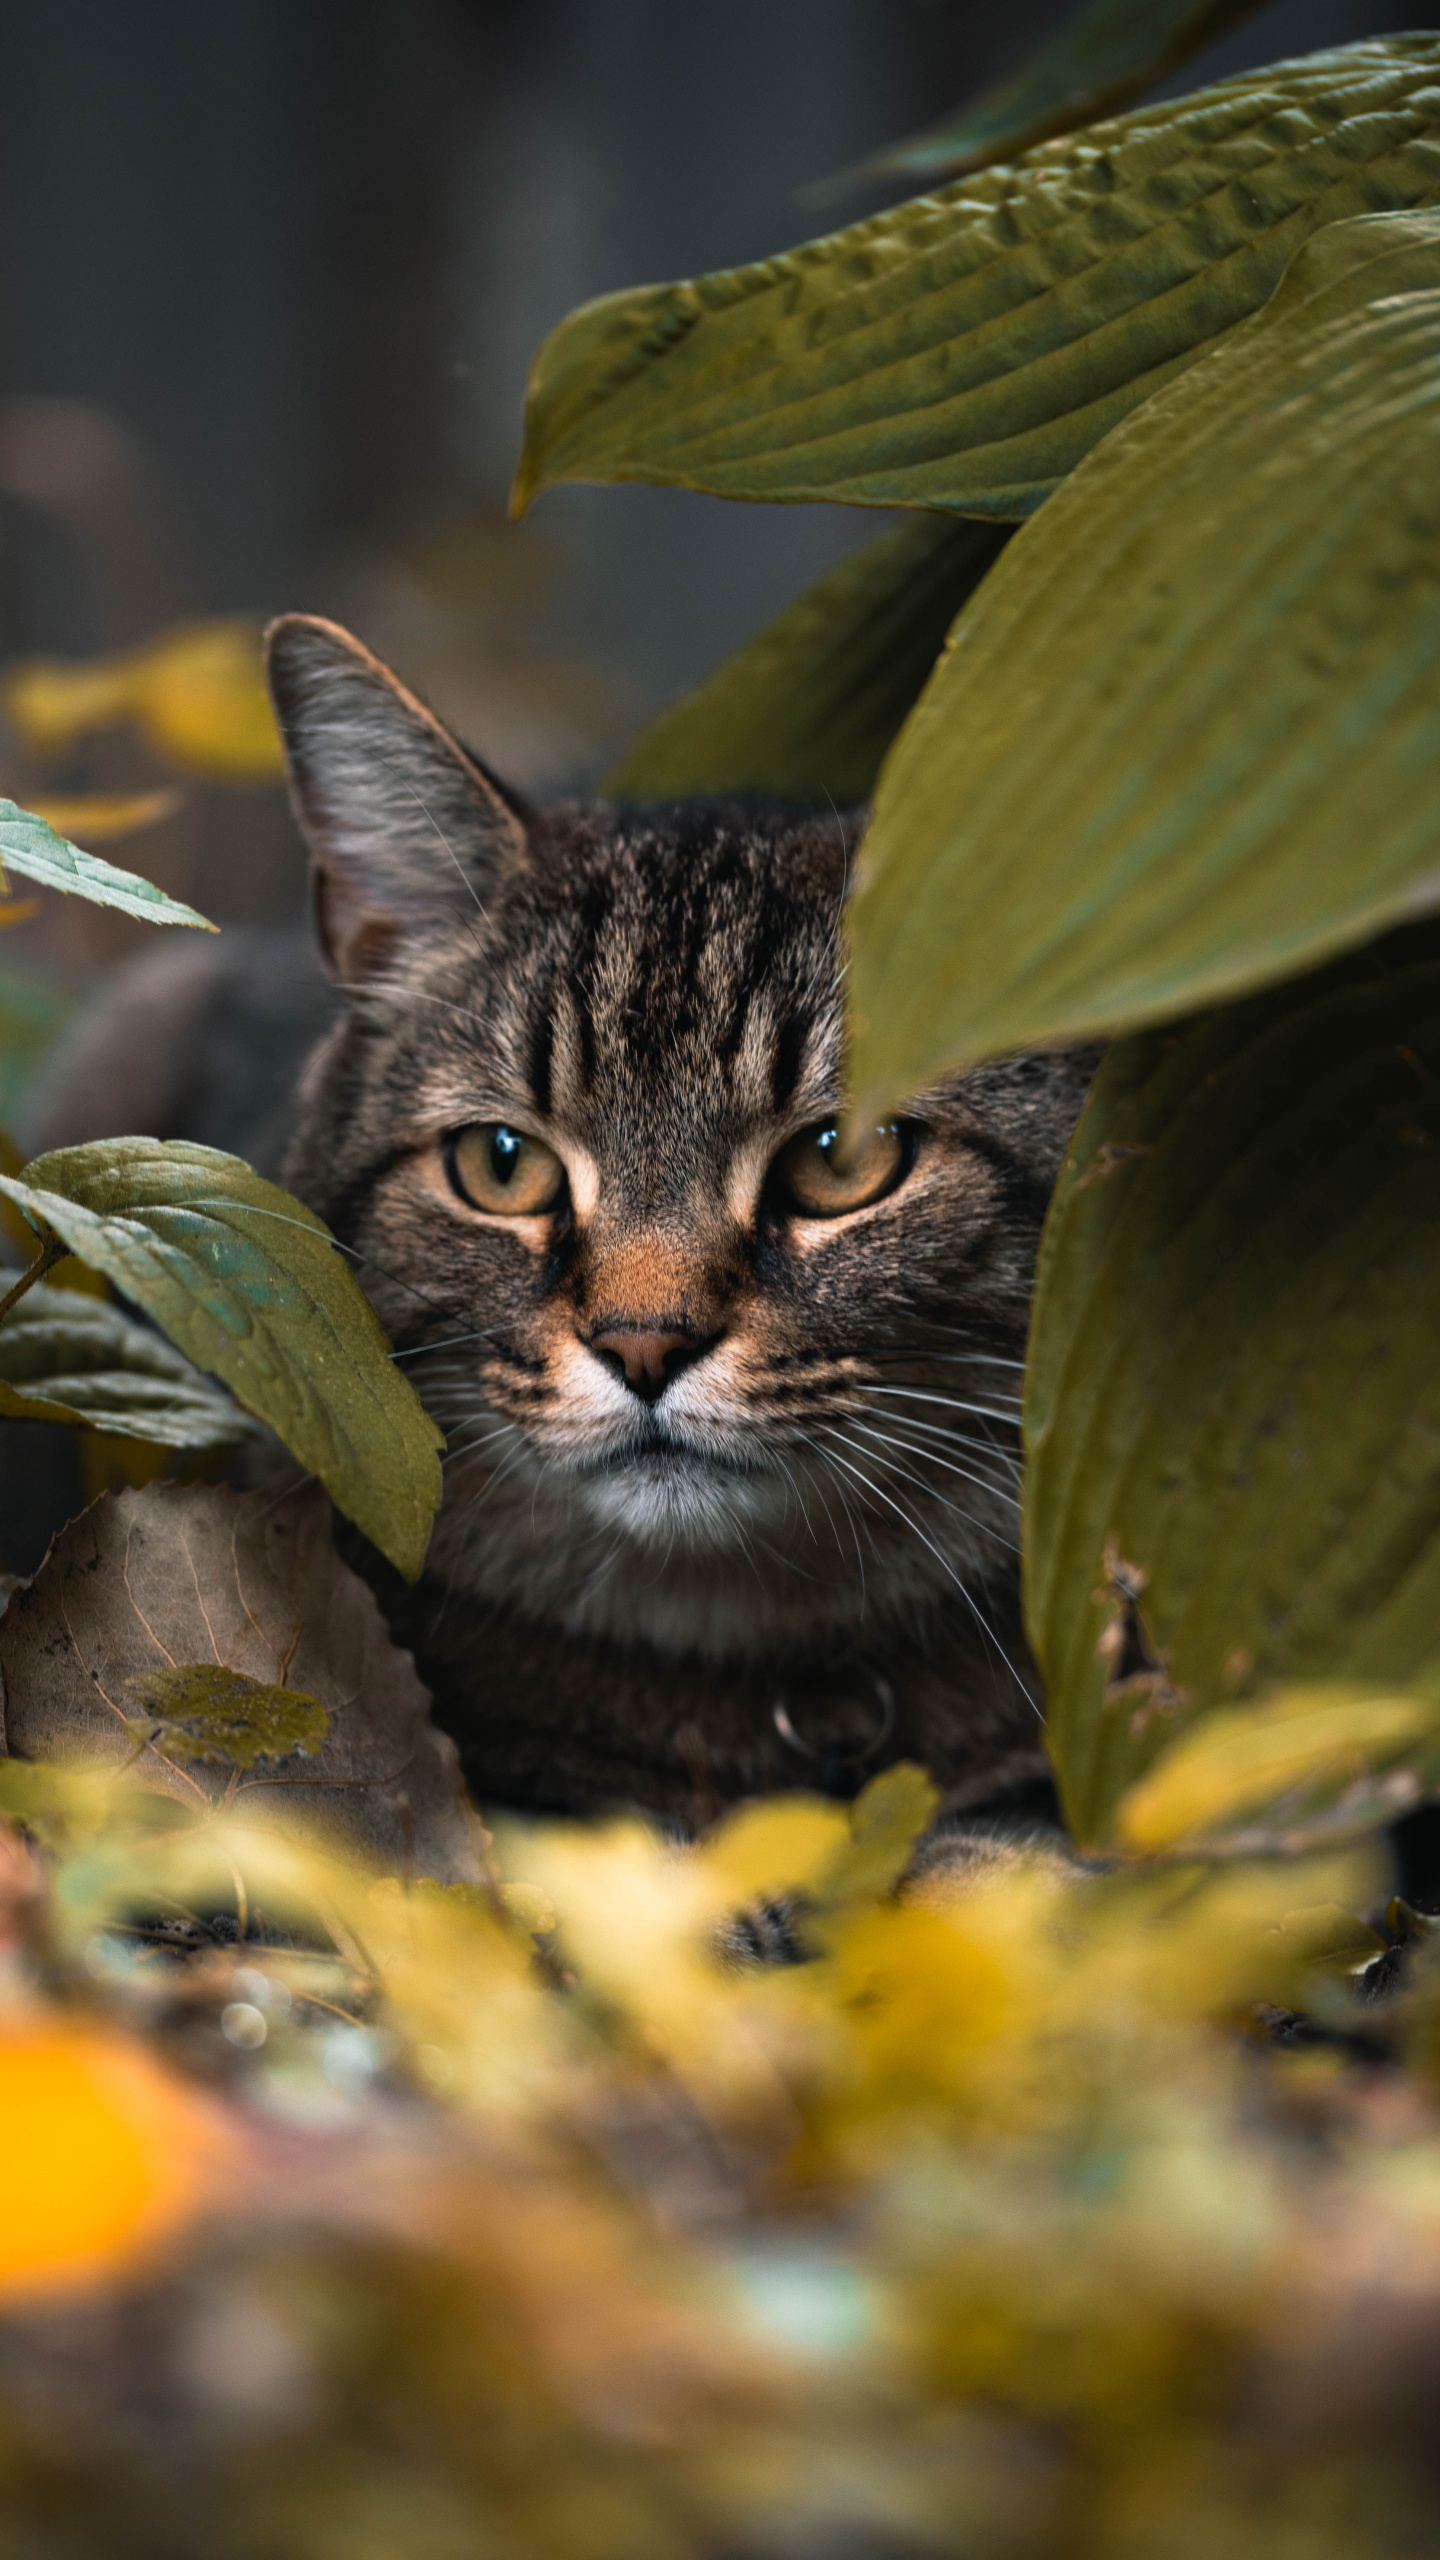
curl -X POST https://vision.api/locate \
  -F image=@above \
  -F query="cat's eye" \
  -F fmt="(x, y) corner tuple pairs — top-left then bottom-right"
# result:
(446, 1123), (566, 1216)
(775, 1118), (909, 1217)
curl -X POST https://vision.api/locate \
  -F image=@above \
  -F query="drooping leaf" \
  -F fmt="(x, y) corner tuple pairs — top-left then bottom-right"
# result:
(1115, 1685), (1440, 1860)
(604, 515), (1010, 804)
(0, 1483), (479, 1879)
(0, 800), (212, 931)
(0, 1141), (442, 1580)
(514, 40), (1440, 524)
(821, 0), (1266, 195)
(2, 620), (284, 784)
(846, 211), (1440, 1114)
(123, 1664), (328, 1771)
(0, 1282), (251, 1446)
(1026, 923), (1440, 1848)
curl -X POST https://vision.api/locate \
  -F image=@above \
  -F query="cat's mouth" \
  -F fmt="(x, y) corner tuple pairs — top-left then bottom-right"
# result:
(576, 1433), (762, 1482)
(564, 1427), (774, 1548)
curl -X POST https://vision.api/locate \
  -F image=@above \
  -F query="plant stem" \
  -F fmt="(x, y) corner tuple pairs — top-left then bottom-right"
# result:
(0, 1234), (68, 1327)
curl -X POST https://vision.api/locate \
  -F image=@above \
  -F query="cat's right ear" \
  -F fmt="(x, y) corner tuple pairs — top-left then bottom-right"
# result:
(264, 613), (529, 984)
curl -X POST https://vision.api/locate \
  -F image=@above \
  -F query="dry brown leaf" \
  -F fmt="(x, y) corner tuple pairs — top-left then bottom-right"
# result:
(0, 1482), (479, 1881)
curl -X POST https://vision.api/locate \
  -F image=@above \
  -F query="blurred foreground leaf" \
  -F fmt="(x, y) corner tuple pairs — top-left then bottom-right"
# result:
(515, 40), (1440, 523)
(3, 620), (284, 783)
(605, 516), (1010, 804)
(824, 0), (1265, 192)
(1116, 1685), (1440, 1858)
(1027, 923), (1440, 1847)
(0, 799), (211, 930)
(0, 1282), (250, 1445)
(0, 1140), (442, 1578)
(847, 212), (1440, 1111)
(0, 1482), (476, 1876)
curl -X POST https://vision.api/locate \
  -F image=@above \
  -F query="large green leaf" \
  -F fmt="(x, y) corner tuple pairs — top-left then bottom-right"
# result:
(0, 1281), (249, 1445)
(0, 1142), (442, 1579)
(1026, 924), (1440, 1849)
(820, 0), (1266, 195)
(0, 799), (212, 929)
(604, 515), (1009, 803)
(846, 210), (1440, 1116)
(514, 40), (1440, 524)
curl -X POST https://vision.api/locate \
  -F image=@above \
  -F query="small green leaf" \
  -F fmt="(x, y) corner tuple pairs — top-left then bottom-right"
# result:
(0, 799), (213, 929)
(0, 1283), (250, 1445)
(124, 1664), (328, 1770)
(820, 1763), (940, 1907)
(1115, 1686), (1440, 1860)
(0, 1142), (443, 1580)
(820, 0), (1266, 194)
(847, 211), (1440, 1113)
(1027, 922), (1440, 1847)
(605, 516), (1010, 805)
(515, 40), (1440, 524)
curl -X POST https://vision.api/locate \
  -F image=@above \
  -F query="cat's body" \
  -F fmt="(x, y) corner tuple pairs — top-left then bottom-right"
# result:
(20, 618), (1097, 1836)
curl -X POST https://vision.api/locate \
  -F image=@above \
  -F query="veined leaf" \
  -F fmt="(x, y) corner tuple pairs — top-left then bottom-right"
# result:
(847, 210), (1440, 1114)
(0, 1282), (250, 1446)
(0, 801), (212, 931)
(514, 40), (1440, 523)
(3, 621), (284, 785)
(822, 0), (1266, 194)
(1026, 924), (1440, 1848)
(0, 1142), (442, 1580)
(604, 515), (1009, 804)
(1116, 1685), (1440, 1860)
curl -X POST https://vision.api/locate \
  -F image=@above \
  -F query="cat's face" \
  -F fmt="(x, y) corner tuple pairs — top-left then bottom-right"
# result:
(270, 617), (1093, 1660)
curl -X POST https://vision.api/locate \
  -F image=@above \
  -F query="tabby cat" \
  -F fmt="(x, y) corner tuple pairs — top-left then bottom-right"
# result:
(260, 615), (1096, 1833)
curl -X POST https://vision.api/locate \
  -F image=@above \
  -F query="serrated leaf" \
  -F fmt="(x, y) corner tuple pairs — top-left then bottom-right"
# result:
(1115, 1685), (1440, 1860)
(847, 211), (1440, 1113)
(3, 621), (284, 784)
(604, 515), (1010, 804)
(0, 1142), (442, 1580)
(0, 800), (212, 931)
(822, 0), (1265, 194)
(514, 40), (1440, 524)
(1026, 923), (1440, 1848)
(123, 1664), (328, 1771)
(0, 1283), (250, 1446)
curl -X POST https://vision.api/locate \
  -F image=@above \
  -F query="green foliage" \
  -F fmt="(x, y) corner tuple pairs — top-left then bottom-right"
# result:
(0, 1143), (442, 1578)
(0, 1282), (251, 1444)
(514, 39), (1440, 524)
(1026, 926), (1440, 1844)
(0, 797), (213, 929)
(845, 212), (1440, 1109)
(123, 1663), (329, 1769)
(605, 515), (1009, 804)
(823, 0), (1268, 190)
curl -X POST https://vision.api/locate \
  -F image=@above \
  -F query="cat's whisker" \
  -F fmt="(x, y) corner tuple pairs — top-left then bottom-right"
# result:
(855, 1383), (1023, 1427)
(826, 1426), (1021, 1555)
(821, 1441), (1038, 1715)
(392, 1328), (503, 1361)
(847, 1405), (1023, 1476)
(841, 1418), (1022, 1521)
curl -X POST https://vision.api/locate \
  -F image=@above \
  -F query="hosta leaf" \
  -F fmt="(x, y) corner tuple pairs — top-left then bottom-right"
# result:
(0, 800), (212, 931)
(514, 40), (1440, 524)
(1116, 1685), (1440, 1860)
(847, 209), (1440, 1114)
(1026, 923), (1440, 1848)
(0, 1142), (442, 1580)
(123, 1664), (328, 1771)
(604, 515), (1010, 804)
(2, 620), (284, 784)
(0, 1282), (250, 1446)
(824, 0), (1265, 194)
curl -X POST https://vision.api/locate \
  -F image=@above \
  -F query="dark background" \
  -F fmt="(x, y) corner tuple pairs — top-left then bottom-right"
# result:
(0, 0), (1416, 945)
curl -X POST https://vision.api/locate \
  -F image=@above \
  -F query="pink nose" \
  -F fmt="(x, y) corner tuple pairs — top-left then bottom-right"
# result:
(587, 1326), (716, 1402)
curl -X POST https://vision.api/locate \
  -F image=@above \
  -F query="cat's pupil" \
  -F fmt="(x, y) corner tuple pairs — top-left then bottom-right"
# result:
(491, 1126), (523, 1183)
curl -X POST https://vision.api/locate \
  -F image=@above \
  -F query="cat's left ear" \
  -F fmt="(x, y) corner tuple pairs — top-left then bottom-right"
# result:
(265, 613), (529, 983)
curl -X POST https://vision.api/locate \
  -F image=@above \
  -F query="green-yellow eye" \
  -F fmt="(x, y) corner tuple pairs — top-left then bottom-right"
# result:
(447, 1123), (566, 1216)
(776, 1119), (908, 1218)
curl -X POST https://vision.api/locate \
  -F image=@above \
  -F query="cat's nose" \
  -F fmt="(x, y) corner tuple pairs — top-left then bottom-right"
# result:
(586, 1325), (717, 1402)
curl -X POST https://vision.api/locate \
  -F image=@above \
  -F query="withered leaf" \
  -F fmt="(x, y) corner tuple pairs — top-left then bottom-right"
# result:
(0, 1481), (480, 1881)
(122, 1664), (329, 1770)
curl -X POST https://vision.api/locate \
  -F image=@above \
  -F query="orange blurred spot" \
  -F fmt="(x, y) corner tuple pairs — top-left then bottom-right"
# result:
(0, 2020), (227, 2300)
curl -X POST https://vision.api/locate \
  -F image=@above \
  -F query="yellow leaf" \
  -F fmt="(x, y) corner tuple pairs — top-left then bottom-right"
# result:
(701, 1797), (850, 1902)
(26, 789), (180, 843)
(4, 622), (284, 784)
(1115, 1686), (1440, 1857)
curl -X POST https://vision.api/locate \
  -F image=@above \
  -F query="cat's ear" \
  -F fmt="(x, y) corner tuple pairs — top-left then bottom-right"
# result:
(265, 613), (528, 983)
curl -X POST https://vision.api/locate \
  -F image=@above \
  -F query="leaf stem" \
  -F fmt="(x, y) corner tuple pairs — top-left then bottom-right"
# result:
(0, 1234), (68, 1328)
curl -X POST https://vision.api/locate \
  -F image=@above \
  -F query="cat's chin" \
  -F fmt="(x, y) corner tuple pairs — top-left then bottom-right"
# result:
(572, 1443), (770, 1549)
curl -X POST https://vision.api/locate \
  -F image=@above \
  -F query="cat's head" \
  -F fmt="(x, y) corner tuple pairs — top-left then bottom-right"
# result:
(268, 614), (1092, 1659)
